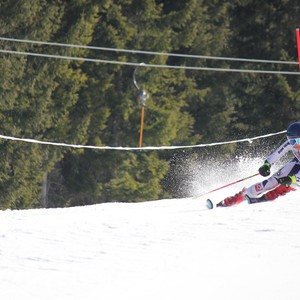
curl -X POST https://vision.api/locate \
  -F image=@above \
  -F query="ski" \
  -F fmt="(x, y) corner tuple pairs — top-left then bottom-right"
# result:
(206, 195), (269, 209)
(206, 199), (213, 209)
(244, 194), (268, 204)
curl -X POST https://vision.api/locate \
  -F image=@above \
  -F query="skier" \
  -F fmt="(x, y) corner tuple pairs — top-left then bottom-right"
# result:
(216, 122), (300, 207)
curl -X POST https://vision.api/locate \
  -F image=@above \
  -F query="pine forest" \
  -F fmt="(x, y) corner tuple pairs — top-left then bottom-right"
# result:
(0, 0), (300, 209)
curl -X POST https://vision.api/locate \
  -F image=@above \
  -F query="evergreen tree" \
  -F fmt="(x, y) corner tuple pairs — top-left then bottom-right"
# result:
(0, 0), (99, 208)
(228, 0), (300, 138)
(2, 0), (300, 207)
(60, 0), (202, 204)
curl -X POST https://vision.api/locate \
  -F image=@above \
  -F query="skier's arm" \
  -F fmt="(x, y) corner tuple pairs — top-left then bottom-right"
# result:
(259, 140), (291, 176)
(277, 175), (297, 187)
(265, 140), (291, 165)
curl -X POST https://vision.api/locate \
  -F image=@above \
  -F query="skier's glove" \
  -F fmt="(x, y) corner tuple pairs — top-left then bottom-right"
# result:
(259, 161), (271, 177)
(277, 175), (297, 187)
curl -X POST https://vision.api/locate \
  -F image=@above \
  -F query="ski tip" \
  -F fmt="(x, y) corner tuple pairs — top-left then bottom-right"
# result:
(206, 199), (213, 209)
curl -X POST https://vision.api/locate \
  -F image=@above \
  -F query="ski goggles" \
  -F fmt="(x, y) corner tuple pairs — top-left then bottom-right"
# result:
(288, 137), (300, 146)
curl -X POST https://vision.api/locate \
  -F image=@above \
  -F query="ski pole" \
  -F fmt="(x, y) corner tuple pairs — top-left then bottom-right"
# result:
(193, 173), (259, 199)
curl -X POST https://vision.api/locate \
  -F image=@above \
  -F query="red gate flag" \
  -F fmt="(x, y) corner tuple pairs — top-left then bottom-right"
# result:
(296, 28), (300, 71)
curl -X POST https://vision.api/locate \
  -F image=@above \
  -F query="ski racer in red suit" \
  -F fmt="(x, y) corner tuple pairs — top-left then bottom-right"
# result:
(217, 122), (300, 207)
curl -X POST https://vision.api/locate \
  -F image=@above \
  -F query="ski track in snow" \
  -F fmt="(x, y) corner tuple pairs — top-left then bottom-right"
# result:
(1, 182), (300, 300)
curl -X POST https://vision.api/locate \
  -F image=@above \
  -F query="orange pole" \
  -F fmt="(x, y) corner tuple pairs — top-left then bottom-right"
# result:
(296, 28), (300, 71)
(139, 106), (145, 147)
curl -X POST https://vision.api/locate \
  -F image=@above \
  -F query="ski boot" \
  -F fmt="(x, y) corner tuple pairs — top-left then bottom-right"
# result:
(216, 188), (246, 207)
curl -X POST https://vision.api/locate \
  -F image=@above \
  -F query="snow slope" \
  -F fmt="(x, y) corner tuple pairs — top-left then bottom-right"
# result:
(1, 173), (300, 300)
(0, 151), (300, 300)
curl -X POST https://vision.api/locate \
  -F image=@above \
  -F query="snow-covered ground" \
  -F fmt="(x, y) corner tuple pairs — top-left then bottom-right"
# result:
(1, 162), (300, 300)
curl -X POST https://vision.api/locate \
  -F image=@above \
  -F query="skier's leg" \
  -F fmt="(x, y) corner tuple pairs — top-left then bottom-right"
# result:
(217, 160), (299, 207)
(216, 188), (246, 207)
(264, 185), (296, 201)
(245, 160), (299, 198)
(245, 185), (296, 204)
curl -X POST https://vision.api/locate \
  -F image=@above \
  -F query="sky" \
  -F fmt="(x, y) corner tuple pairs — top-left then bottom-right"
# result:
(1, 158), (300, 300)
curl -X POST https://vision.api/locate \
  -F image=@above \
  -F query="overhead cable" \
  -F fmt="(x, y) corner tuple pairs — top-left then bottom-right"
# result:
(0, 36), (298, 65)
(0, 49), (299, 75)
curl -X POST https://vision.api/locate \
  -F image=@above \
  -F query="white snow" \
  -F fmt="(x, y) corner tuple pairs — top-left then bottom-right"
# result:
(1, 168), (300, 300)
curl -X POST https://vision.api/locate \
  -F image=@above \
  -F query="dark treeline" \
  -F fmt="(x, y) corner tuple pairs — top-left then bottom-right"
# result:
(0, 0), (300, 209)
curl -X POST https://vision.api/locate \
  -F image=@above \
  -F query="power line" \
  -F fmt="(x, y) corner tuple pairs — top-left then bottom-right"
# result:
(0, 36), (298, 66)
(0, 48), (299, 75)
